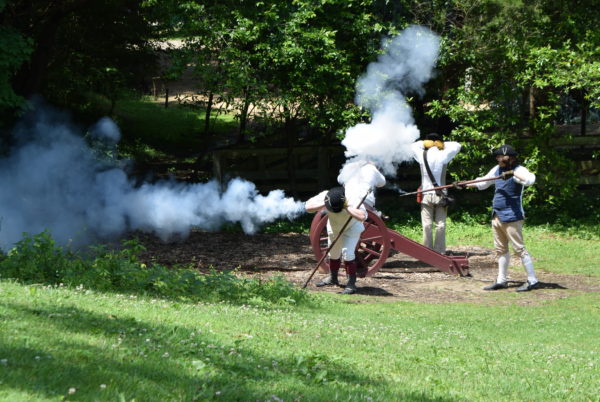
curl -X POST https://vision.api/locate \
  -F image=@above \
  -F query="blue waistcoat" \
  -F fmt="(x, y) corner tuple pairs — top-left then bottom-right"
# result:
(493, 166), (525, 222)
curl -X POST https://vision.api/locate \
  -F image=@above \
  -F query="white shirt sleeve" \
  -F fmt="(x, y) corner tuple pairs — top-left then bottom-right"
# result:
(411, 141), (424, 163)
(363, 164), (386, 188)
(350, 198), (368, 211)
(472, 167), (499, 190)
(513, 166), (535, 186)
(305, 190), (328, 211)
(440, 141), (461, 164)
(347, 195), (368, 215)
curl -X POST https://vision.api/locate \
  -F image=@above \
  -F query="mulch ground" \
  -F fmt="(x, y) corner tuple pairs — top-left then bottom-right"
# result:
(131, 229), (600, 305)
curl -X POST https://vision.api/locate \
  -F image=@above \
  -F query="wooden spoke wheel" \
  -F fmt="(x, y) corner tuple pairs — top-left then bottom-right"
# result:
(355, 211), (391, 276)
(309, 208), (391, 277)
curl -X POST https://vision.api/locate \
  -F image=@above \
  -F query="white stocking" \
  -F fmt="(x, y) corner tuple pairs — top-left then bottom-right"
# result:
(497, 253), (510, 283)
(521, 253), (538, 284)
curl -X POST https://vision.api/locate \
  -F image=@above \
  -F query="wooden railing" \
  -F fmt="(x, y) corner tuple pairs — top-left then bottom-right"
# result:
(211, 131), (600, 194)
(212, 145), (348, 195)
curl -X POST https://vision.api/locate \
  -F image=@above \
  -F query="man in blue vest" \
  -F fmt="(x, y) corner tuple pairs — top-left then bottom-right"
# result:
(465, 144), (541, 292)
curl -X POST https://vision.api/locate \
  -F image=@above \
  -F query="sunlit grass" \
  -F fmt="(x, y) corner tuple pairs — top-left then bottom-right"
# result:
(262, 208), (600, 278)
(1, 216), (598, 400)
(111, 96), (237, 160)
(0, 281), (598, 401)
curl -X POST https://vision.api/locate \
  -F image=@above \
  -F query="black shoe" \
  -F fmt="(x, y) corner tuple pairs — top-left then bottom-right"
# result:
(516, 281), (541, 292)
(316, 276), (339, 287)
(483, 281), (508, 291)
(341, 284), (357, 295)
(341, 274), (357, 294)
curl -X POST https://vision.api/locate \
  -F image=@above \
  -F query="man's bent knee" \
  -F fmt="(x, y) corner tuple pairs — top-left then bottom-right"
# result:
(513, 247), (529, 258)
(495, 247), (509, 256)
(341, 248), (356, 261)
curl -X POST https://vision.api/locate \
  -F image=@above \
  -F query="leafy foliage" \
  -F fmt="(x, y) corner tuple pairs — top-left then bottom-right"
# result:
(422, 0), (600, 210)
(0, 0), (33, 122)
(0, 231), (313, 306)
(1, 0), (598, 213)
(2, 0), (158, 114)
(148, 0), (395, 142)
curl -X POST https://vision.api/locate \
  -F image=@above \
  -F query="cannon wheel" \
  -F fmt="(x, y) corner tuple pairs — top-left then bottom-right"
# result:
(309, 208), (391, 277)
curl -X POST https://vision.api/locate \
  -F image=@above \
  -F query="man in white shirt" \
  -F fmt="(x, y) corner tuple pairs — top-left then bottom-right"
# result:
(337, 160), (386, 209)
(305, 186), (367, 294)
(465, 144), (540, 292)
(411, 133), (461, 254)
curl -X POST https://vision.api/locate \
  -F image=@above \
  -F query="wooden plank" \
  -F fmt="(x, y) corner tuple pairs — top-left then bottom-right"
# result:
(551, 136), (600, 147)
(212, 143), (600, 194)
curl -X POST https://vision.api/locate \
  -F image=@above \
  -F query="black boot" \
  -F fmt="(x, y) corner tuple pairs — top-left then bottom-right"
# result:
(483, 281), (508, 291)
(342, 274), (357, 294)
(316, 273), (339, 287)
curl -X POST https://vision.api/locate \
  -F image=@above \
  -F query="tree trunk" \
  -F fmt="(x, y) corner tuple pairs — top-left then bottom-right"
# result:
(284, 108), (298, 197)
(204, 91), (214, 134)
(527, 86), (539, 137)
(12, 0), (94, 96)
(237, 87), (250, 143)
(109, 98), (116, 116)
(529, 86), (536, 121)
(580, 90), (588, 136)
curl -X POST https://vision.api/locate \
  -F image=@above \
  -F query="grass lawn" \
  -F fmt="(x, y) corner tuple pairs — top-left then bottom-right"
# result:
(1, 278), (598, 401)
(385, 213), (600, 278)
(1, 117), (599, 400)
(82, 95), (238, 161)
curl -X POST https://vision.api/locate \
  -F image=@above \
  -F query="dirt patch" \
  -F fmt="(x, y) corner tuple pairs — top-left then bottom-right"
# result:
(133, 230), (600, 305)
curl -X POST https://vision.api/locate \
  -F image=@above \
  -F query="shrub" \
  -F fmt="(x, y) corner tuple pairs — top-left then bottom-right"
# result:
(0, 232), (313, 307)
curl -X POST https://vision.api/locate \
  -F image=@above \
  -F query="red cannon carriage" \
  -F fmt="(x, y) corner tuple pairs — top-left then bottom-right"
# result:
(309, 207), (470, 277)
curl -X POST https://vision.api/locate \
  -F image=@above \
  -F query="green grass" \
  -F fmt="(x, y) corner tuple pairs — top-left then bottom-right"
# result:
(115, 97), (236, 157)
(391, 216), (600, 277)
(78, 93), (238, 161)
(262, 208), (600, 279)
(0, 223), (599, 400)
(0, 233), (312, 308)
(0, 281), (598, 401)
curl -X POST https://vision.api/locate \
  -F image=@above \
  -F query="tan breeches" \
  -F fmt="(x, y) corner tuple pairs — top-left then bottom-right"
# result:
(420, 193), (447, 253)
(492, 214), (528, 257)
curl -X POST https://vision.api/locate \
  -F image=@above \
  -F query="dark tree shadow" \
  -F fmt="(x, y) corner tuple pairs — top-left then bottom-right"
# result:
(509, 281), (568, 290)
(0, 300), (456, 401)
(353, 286), (395, 296)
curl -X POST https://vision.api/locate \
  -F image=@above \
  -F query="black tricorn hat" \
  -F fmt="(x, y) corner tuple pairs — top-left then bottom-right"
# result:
(324, 186), (346, 213)
(493, 144), (518, 157)
(425, 133), (442, 141)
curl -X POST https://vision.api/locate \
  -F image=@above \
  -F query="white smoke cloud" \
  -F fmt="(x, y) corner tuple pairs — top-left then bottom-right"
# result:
(0, 103), (304, 250)
(89, 116), (121, 143)
(340, 25), (440, 178)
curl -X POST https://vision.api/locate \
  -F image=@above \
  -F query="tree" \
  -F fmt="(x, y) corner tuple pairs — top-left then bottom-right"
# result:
(4, 0), (157, 113)
(0, 0), (33, 126)
(416, 0), (600, 208)
(150, 0), (396, 144)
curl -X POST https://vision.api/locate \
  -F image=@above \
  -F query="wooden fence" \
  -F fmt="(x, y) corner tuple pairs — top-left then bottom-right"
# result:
(212, 145), (349, 195)
(211, 130), (600, 195)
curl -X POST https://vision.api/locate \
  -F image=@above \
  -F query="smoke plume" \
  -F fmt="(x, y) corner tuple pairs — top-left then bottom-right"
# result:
(339, 25), (440, 180)
(0, 102), (304, 250)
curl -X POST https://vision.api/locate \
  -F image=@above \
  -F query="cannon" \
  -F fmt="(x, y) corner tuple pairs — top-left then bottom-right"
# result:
(309, 207), (470, 277)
